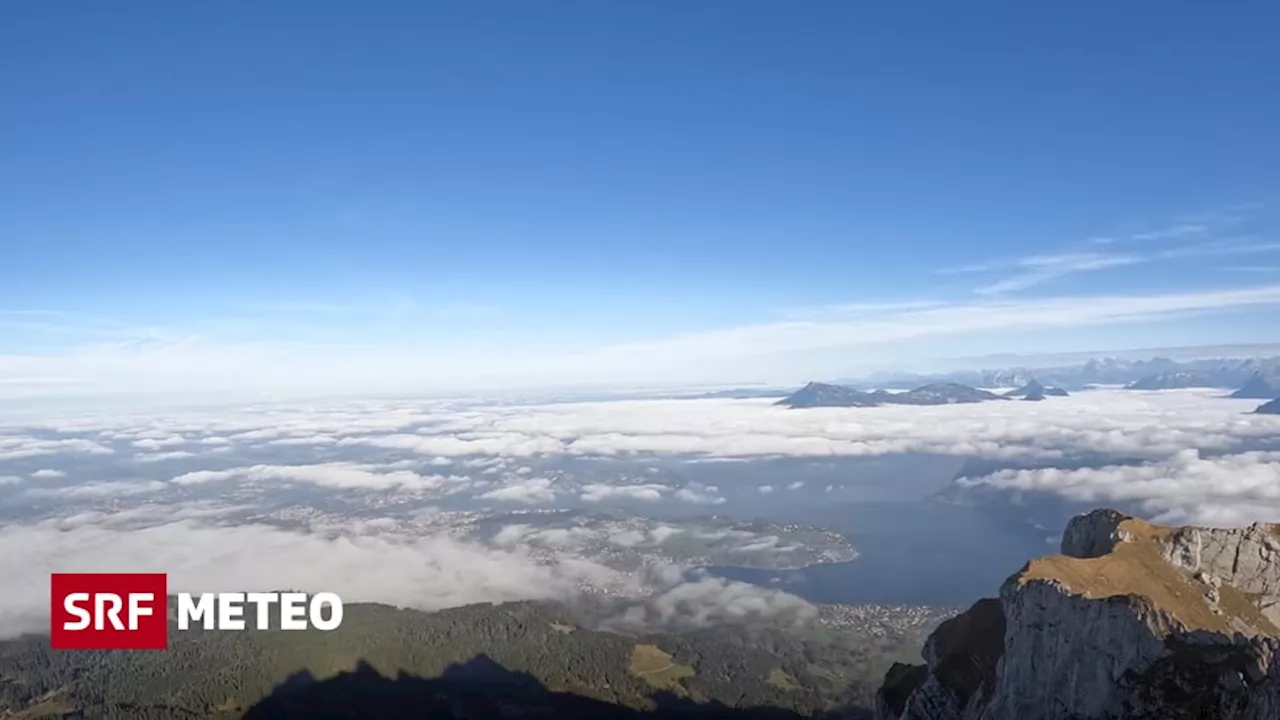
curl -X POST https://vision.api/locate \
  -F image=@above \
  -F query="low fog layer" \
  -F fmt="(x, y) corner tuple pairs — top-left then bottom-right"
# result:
(5, 389), (1273, 465)
(1, 388), (1278, 636)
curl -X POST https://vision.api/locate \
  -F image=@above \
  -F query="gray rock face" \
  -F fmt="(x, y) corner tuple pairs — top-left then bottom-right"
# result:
(1059, 507), (1130, 558)
(876, 509), (1280, 720)
(1159, 524), (1280, 625)
(977, 583), (1170, 719)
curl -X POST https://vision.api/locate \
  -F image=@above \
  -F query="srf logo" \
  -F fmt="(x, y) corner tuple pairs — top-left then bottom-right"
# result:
(50, 573), (167, 650)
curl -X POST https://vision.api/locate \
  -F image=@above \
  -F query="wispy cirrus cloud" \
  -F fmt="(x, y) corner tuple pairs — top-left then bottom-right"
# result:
(1225, 266), (1280, 273)
(573, 283), (1280, 376)
(1087, 222), (1210, 245)
(0, 310), (161, 344)
(1156, 240), (1280, 259)
(774, 300), (949, 321)
(1087, 202), (1262, 245)
(941, 205), (1275, 296)
(971, 252), (1143, 296)
(5, 283), (1280, 397)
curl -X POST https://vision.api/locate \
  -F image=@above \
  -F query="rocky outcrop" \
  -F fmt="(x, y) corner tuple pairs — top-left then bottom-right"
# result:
(876, 509), (1280, 719)
(1061, 509), (1280, 626)
(881, 598), (1005, 719)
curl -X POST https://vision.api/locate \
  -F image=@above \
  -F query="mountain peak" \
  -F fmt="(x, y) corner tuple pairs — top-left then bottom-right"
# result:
(1232, 371), (1280, 400)
(891, 383), (1002, 405)
(876, 508), (1280, 719)
(1002, 378), (1069, 400)
(775, 381), (880, 408)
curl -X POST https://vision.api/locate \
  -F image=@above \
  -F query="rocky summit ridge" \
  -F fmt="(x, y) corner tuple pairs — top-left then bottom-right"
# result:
(875, 509), (1280, 719)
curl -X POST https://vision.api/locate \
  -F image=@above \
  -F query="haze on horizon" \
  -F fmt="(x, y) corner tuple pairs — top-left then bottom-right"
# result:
(3, 2), (1279, 402)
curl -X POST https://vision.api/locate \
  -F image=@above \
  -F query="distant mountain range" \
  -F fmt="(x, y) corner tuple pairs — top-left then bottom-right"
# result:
(841, 355), (1280, 396)
(777, 382), (1004, 409)
(686, 356), (1279, 408)
(1258, 398), (1280, 415)
(1123, 370), (1219, 390)
(691, 387), (792, 399)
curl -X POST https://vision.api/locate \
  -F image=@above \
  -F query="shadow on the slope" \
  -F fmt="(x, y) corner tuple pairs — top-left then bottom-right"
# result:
(241, 654), (871, 719)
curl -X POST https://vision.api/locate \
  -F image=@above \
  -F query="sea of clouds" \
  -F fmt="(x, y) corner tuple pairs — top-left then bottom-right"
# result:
(1, 388), (1278, 637)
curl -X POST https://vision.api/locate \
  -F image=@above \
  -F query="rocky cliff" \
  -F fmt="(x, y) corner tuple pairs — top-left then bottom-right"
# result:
(875, 509), (1280, 719)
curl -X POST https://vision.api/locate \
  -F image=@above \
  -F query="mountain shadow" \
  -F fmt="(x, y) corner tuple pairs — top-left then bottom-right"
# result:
(241, 656), (869, 719)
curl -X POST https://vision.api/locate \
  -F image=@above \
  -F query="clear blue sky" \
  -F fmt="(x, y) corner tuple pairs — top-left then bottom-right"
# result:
(2, 2), (1279, 397)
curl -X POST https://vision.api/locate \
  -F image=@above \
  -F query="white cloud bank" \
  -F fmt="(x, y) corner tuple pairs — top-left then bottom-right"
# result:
(605, 573), (817, 632)
(0, 437), (112, 460)
(7, 388), (1276, 473)
(2, 381), (1276, 639)
(580, 483), (668, 503)
(960, 448), (1280, 527)
(325, 389), (1273, 464)
(0, 507), (819, 639)
(674, 484), (726, 505)
(3, 388), (1279, 548)
(478, 477), (557, 504)
(0, 513), (614, 638)
(171, 463), (463, 493)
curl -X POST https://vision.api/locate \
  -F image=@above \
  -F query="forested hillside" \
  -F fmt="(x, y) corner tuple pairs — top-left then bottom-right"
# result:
(0, 600), (919, 718)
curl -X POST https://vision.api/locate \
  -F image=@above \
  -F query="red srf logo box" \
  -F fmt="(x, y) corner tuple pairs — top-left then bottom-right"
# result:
(50, 573), (168, 650)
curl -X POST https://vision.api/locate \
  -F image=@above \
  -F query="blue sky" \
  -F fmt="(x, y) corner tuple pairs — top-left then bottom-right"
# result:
(2, 2), (1279, 397)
